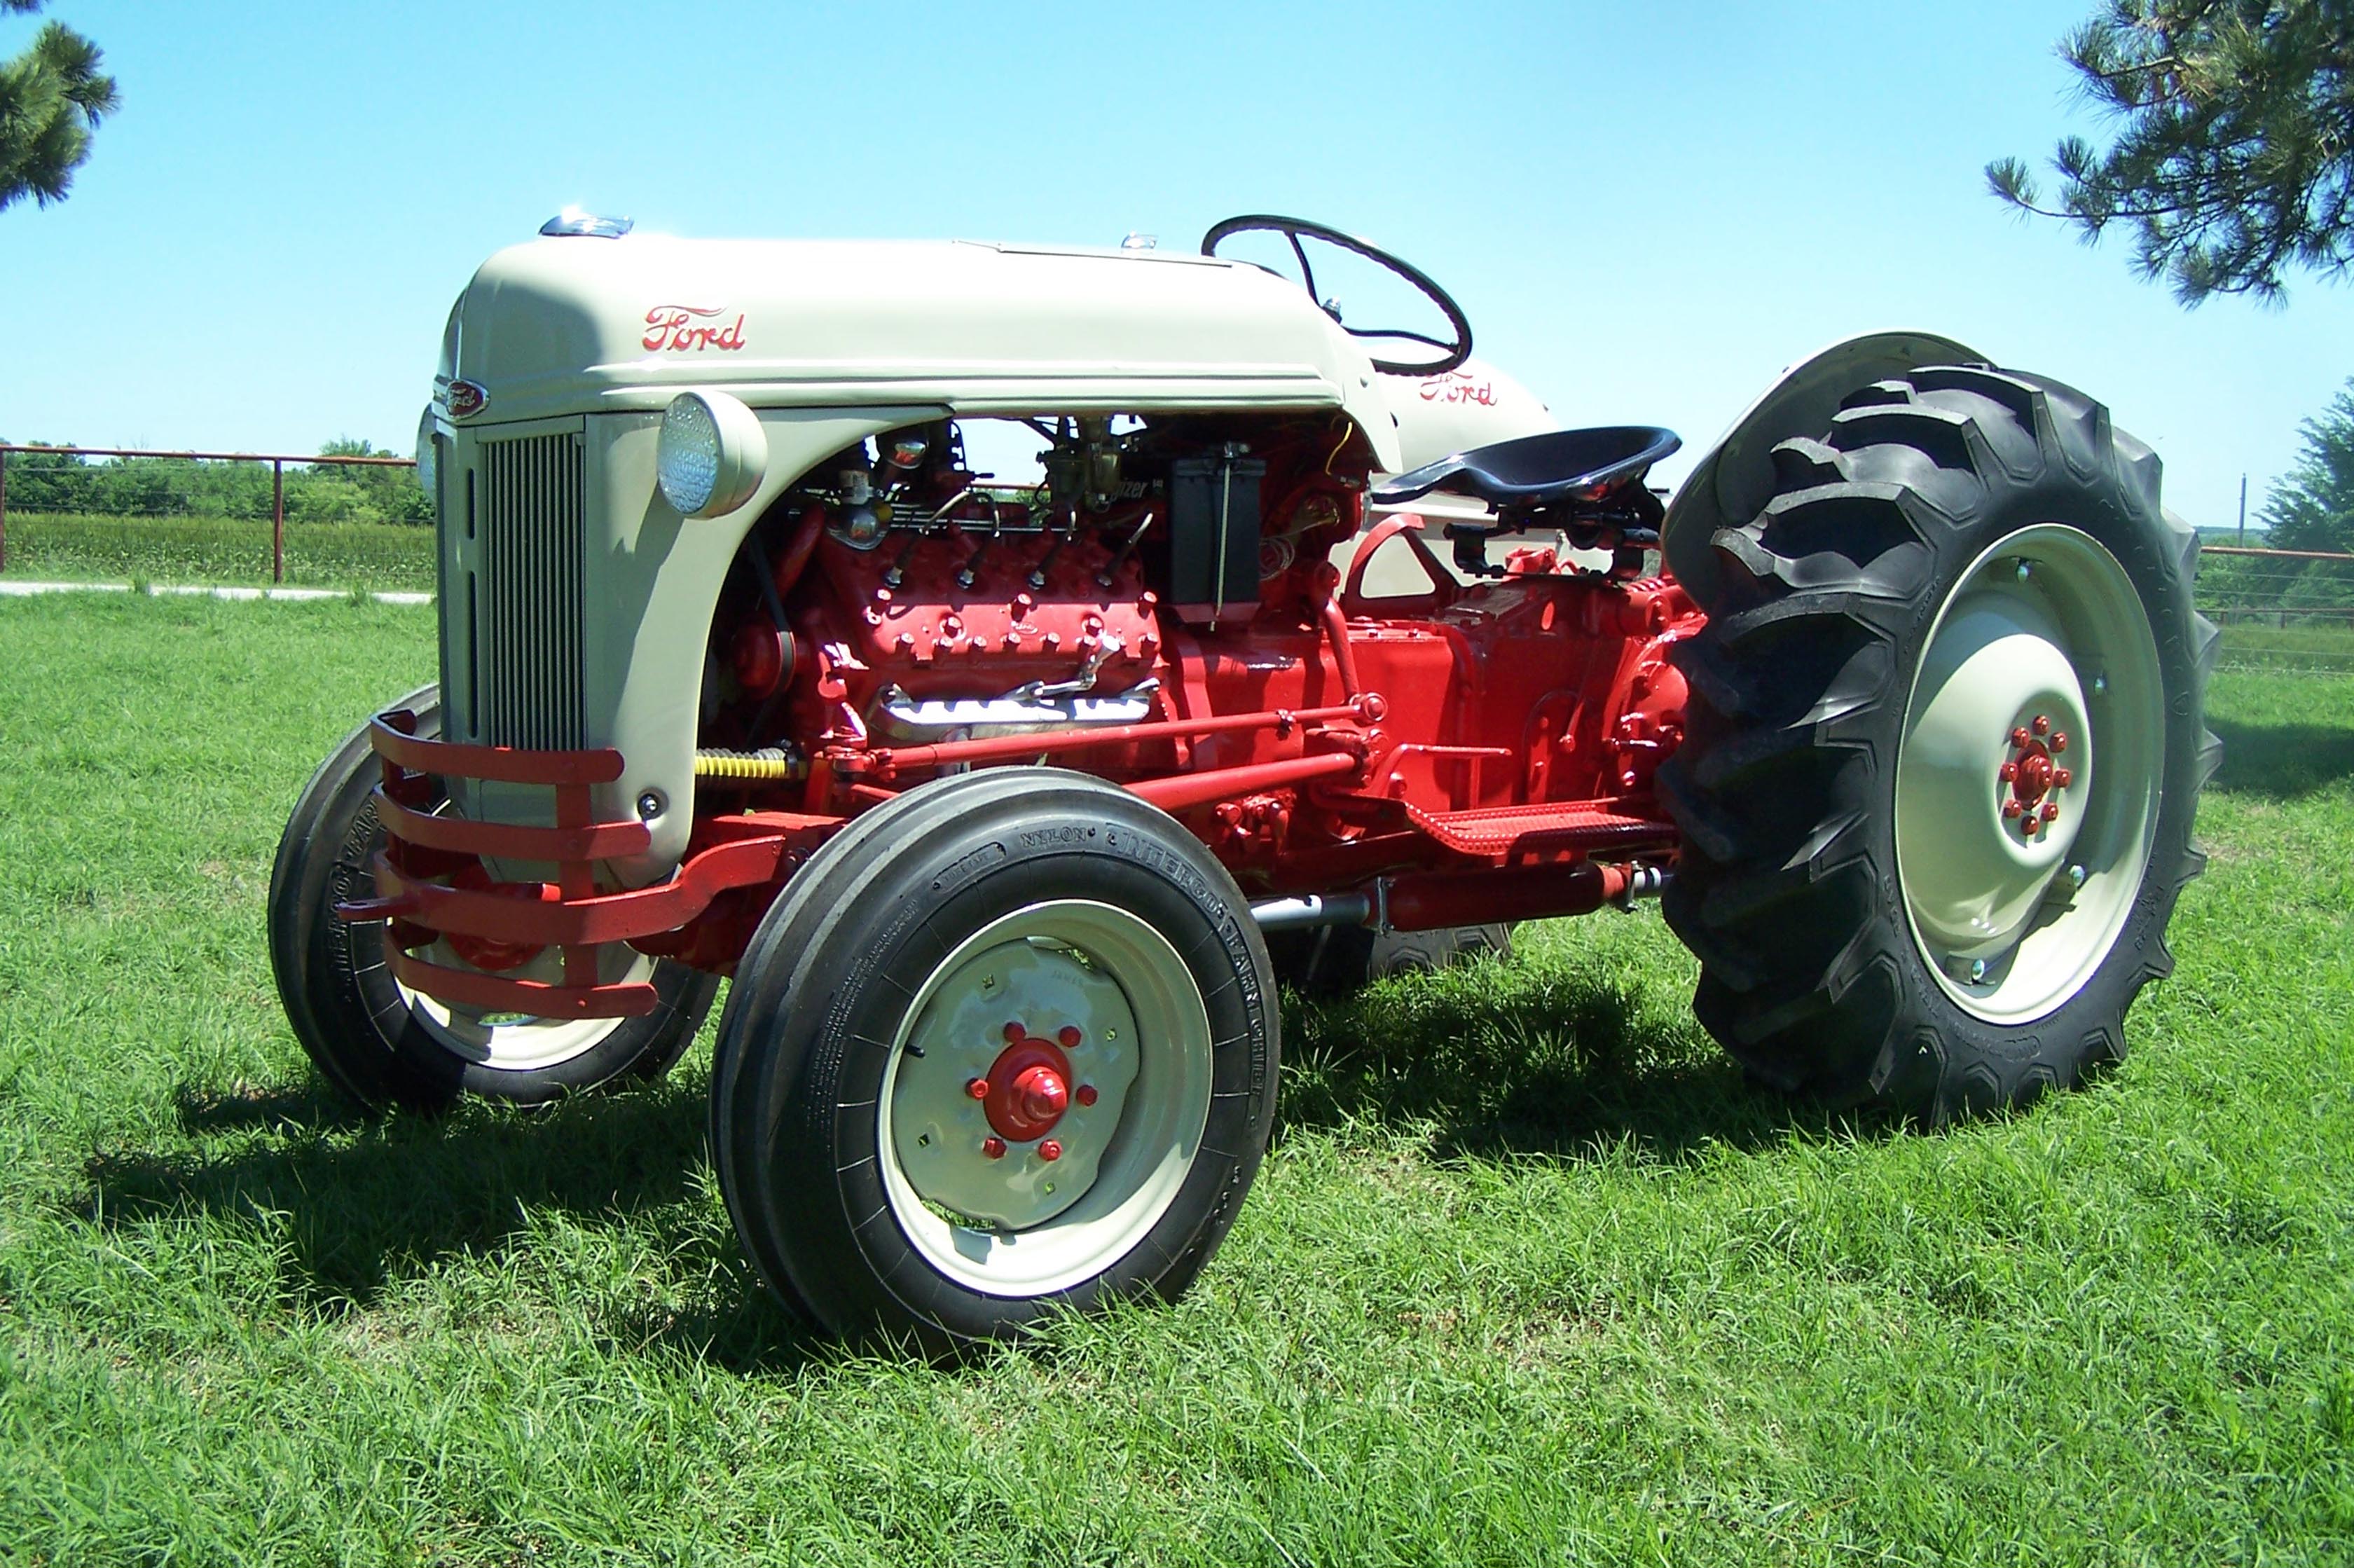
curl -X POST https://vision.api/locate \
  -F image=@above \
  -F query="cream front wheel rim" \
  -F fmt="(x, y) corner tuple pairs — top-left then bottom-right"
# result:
(394, 942), (654, 1071)
(876, 900), (1213, 1298)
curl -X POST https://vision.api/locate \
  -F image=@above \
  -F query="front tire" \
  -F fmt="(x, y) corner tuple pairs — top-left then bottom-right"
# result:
(1660, 366), (2220, 1122)
(710, 769), (1279, 1352)
(266, 686), (721, 1113)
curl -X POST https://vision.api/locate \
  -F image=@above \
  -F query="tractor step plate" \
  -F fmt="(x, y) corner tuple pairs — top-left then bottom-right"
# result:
(1403, 799), (1675, 860)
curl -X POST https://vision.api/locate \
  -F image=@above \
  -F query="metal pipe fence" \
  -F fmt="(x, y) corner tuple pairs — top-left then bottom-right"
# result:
(0, 443), (420, 584)
(2193, 544), (2354, 678)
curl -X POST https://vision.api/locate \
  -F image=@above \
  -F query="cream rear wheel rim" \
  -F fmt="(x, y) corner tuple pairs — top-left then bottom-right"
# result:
(1895, 525), (2164, 1023)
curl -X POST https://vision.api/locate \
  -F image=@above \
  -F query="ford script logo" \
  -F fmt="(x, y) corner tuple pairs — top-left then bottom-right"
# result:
(643, 305), (748, 353)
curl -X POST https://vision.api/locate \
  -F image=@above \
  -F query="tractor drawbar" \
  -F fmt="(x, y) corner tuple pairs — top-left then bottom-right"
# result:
(1251, 862), (1670, 936)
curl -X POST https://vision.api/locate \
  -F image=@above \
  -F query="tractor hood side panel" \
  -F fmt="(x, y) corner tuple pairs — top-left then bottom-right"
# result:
(437, 406), (938, 882)
(446, 236), (1401, 458)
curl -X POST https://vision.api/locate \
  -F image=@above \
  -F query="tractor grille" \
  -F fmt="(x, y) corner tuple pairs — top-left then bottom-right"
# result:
(472, 432), (586, 750)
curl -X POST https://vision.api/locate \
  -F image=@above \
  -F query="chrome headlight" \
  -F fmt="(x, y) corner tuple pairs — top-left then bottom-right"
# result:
(657, 390), (767, 518)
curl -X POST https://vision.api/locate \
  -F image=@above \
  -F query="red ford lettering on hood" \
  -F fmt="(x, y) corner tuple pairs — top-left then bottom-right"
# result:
(1417, 369), (1496, 406)
(643, 305), (748, 352)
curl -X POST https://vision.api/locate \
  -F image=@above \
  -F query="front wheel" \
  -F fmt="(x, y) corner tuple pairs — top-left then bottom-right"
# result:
(266, 686), (720, 1113)
(709, 769), (1279, 1353)
(1660, 366), (2220, 1122)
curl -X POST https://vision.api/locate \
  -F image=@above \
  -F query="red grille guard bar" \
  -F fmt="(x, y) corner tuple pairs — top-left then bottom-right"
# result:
(333, 711), (800, 1019)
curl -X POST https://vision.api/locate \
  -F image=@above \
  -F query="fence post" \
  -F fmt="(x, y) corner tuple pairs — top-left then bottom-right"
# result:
(271, 459), (284, 584)
(0, 448), (9, 575)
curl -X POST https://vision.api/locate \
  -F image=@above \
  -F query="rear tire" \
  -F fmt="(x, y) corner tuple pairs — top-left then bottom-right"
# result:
(267, 686), (720, 1113)
(709, 769), (1279, 1353)
(1660, 366), (2219, 1123)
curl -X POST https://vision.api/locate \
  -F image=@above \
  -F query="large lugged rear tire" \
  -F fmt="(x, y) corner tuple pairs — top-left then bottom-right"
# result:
(267, 687), (721, 1114)
(710, 769), (1279, 1354)
(1660, 366), (2221, 1123)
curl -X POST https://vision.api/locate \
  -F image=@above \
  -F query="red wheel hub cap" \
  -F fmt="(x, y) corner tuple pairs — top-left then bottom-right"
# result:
(1999, 716), (2074, 838)
(977, 1031), (1076, 1143)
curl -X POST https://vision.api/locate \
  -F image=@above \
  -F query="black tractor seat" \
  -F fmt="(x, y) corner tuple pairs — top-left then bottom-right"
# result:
(1372, 425), (1681, 511)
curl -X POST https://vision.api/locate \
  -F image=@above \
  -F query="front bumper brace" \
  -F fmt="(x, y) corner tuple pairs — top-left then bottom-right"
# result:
(333, 710), (794, 1019)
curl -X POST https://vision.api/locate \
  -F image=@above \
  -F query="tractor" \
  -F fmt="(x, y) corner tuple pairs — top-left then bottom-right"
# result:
(268, 213), (2218, 1353)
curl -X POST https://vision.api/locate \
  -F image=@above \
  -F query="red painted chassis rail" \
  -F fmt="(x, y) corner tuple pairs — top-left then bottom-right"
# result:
(338, 707), (1390, 1019)
(340, 696), (1675, 1019)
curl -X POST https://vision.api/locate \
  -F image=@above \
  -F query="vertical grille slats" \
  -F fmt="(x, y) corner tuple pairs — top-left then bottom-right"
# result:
(473, 432), (586, 750)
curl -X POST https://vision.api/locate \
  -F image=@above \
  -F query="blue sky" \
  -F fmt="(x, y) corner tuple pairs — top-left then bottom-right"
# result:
(4, 0), (2347, 529)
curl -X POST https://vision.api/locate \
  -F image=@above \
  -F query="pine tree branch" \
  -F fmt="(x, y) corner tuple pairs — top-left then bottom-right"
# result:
(1992, 0), (2354, 303)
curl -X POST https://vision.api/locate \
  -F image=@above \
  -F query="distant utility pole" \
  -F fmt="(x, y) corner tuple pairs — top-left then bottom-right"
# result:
(2237, 473), (2248, 545)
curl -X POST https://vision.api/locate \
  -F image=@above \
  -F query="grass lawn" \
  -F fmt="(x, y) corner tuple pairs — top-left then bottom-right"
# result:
(0, 512), (434, 593)
(0, 593), (2348, 1565)
(2214, 620), (2354, 678)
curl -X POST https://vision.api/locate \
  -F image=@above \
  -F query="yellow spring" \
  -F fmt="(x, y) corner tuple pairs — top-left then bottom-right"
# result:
(693, 749), (804, 781)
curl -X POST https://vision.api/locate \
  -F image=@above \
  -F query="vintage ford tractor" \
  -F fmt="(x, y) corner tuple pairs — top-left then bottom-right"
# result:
(269, 214), (2217, 1351)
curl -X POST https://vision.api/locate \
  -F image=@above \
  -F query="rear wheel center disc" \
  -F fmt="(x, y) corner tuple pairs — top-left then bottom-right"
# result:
(1894, 525), (2163, 1022)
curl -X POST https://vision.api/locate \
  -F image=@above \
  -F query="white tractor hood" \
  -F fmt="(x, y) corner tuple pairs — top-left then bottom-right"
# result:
(443, 234), (1407, 469)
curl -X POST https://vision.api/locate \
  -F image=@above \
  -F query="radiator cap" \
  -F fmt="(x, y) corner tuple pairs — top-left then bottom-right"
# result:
(539, 207), (633, 239)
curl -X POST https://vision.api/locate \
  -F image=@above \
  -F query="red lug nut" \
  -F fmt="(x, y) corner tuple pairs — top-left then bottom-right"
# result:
(2050, 731), (2068, 753)
(2032, 714), (2050, 735)
(2042, 802), (2060, 822)
(966, 1077), (990, 1099)
(1057, 1025), (1082, 1049)
(2021, 816), (2040, 837)
(1038, 1140), (1063, 1162)
(1075, 1084), (1099, 1107)
(2053, 768), (2073, 789)
(2011, 727), (2032, 748)
(1999, 762), (2018, 783)
(982, 1136), (1007, 1160)
(1003, 1021), (1026, 1042)
(2003, 799), (2025, 819)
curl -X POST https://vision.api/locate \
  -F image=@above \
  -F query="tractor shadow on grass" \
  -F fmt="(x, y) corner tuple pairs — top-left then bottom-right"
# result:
(72, 957), (1889, 1375)
(170, 1079), (376, 1136)
(1273, 958), (1901, 1164)
(2207, 715), (2354, 800)
(78, 1072), (830, 1370)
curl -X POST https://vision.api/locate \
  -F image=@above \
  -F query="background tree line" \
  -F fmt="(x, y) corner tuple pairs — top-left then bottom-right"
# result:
(2193, 370), (2354, 624)
(0, 440), (432, 526)
(2259, 376), (2354, 549)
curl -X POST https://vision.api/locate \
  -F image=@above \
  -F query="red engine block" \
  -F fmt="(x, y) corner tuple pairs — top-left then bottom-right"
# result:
(352, 459), (1703, 1016)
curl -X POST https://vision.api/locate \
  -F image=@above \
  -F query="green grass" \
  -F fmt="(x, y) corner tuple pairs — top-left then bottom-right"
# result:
(0, 510), (434, 591)
(0, 594), (2348, 1565)
(2212, 619), (2354, 675)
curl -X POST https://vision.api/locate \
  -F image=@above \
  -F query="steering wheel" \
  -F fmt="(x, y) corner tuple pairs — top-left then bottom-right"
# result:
(1201, 214), (1473, 377)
